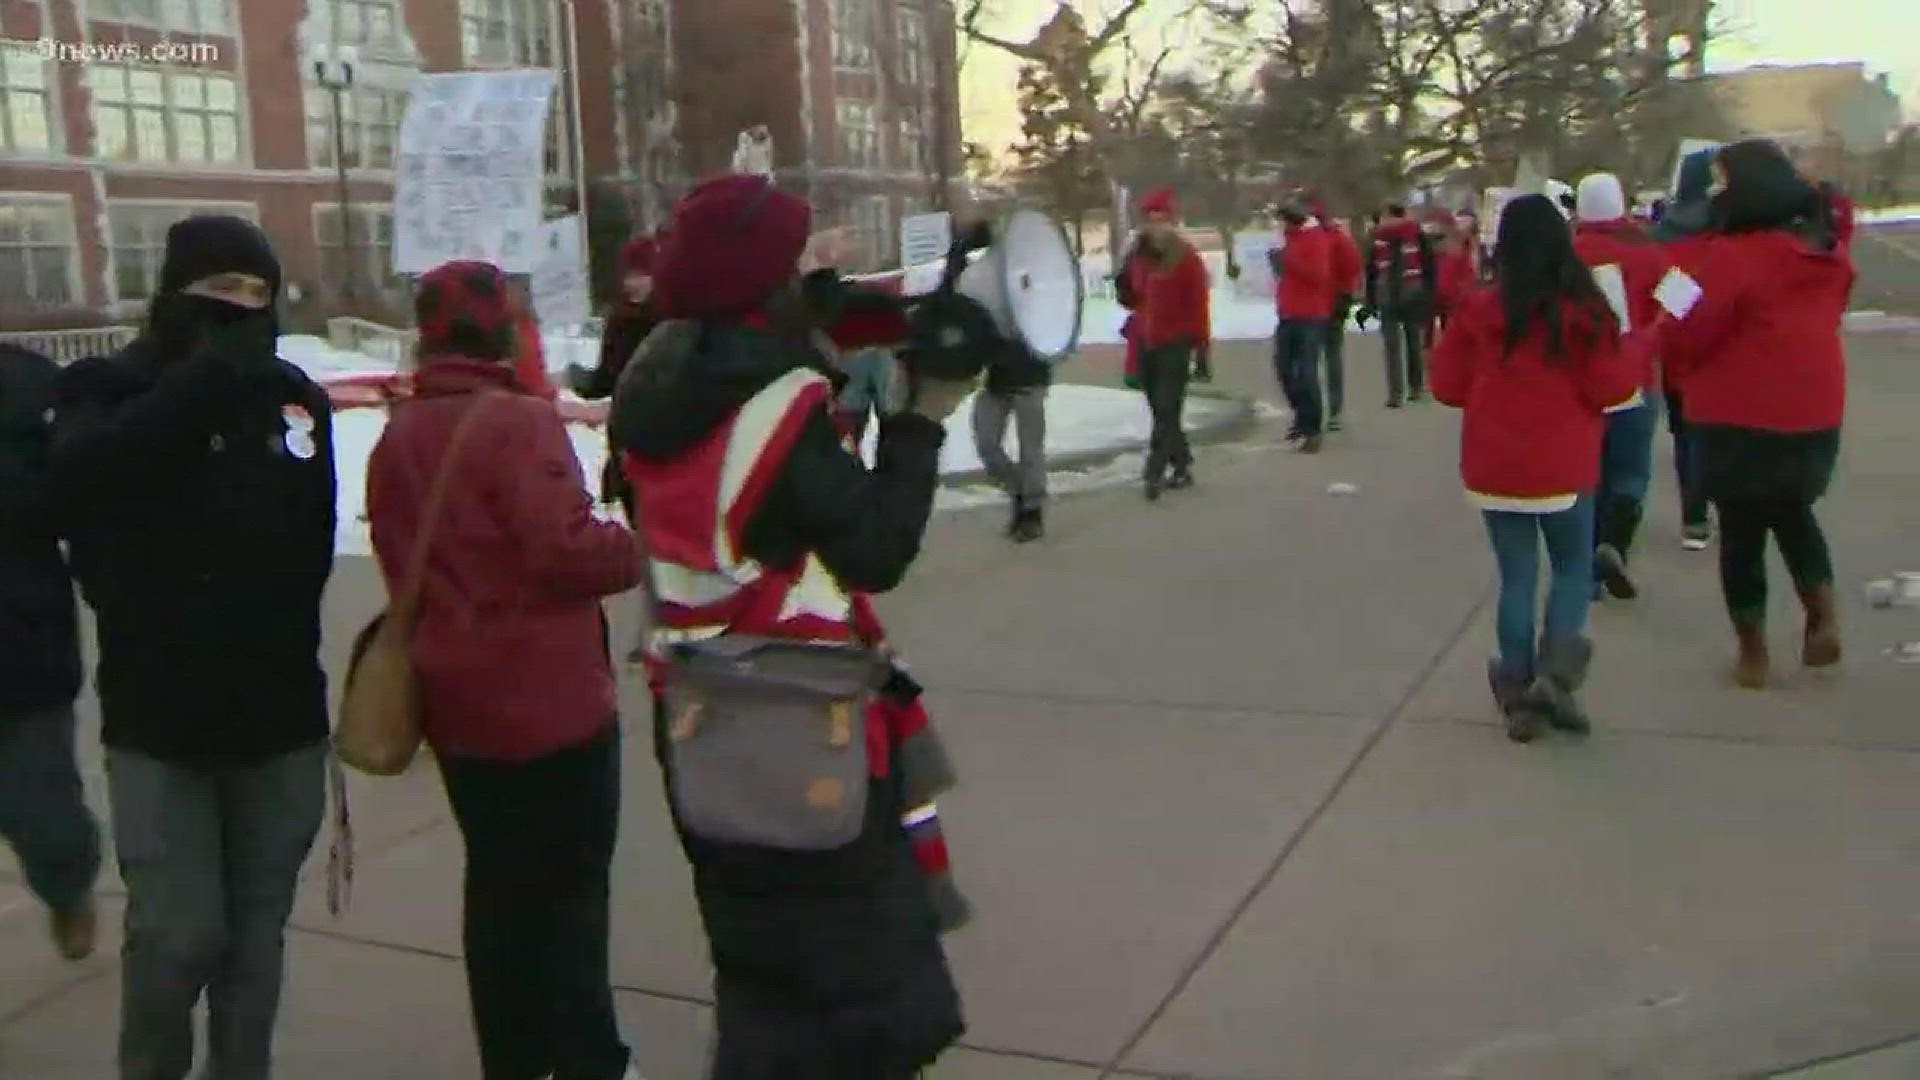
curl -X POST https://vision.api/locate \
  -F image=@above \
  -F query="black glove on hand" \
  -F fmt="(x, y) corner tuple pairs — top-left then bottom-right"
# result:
(1354, 304), (1377, 331)
(1192, 349), (1213, 383)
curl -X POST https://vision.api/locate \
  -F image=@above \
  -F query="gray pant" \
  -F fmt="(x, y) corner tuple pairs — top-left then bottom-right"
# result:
(970, 386), (1048, 501)
(0, 706), (102, 915)
(109, 742), (326, 1080)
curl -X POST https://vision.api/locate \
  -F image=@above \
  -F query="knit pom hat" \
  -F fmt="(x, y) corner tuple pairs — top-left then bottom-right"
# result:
(653, 174), (812, 321)
(413, 260), (518, 362)
(1576, 173), (1628, 222)
(1139, 187), (1179, 217)
(157, 214), (282, 299)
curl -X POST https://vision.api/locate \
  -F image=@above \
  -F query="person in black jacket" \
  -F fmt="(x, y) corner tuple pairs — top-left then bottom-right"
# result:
(0, 343), (103, 963)
(47, 215), (336, 1080)
(970, 340), (1051, 542)
(1359, 203), (1439, 405)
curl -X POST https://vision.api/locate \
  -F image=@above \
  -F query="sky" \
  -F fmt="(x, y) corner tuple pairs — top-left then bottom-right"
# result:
(958, 0), (1917, 161)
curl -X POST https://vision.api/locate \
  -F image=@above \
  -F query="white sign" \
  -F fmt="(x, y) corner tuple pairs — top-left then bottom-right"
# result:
(899, 211), (952, 269)
(1655, 268), (1703, 320)
(531, 215), (589, 329)
(392, 69), (557, 275)
(1670, 138), (1724, 196)
(1232, 229), (1276, 300)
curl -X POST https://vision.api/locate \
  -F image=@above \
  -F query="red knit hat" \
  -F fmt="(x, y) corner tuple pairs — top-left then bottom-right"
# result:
(414, 260), (517, 361)
(621, 234), (658, 275)
(1139, 187), (1178, 217)
(654, 174), (812, 321)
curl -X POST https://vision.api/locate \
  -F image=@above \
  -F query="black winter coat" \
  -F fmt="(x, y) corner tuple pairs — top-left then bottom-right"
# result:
(48, 333), (336, 765)
(0, 345), (82, 721)
(611, 321), (963, 1075)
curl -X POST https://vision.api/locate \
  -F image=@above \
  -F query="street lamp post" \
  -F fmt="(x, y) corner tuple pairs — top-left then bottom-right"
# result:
(314, 46), (359, 304)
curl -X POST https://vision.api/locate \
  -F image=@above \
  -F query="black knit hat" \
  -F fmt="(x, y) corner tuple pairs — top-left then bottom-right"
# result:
(157, 215), (282, 299)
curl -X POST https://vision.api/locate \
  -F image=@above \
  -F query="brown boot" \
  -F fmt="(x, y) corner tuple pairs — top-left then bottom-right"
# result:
(50, 895), (98, 961)
(1800, 583), (1842, 668)
(1732, 622), (1770, 689)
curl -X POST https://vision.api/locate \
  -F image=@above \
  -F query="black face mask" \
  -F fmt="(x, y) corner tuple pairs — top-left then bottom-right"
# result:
(146, 291), (276, 361)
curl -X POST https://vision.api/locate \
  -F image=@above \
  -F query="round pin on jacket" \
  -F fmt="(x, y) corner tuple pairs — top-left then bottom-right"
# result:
(282, 404), (315, 432)
(285, 429), (317, 460)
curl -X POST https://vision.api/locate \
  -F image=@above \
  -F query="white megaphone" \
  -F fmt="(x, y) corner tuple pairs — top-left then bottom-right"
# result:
(848, 208), (1084, 363)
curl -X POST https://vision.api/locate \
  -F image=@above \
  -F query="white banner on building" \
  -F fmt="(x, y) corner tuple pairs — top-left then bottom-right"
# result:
(531, 215), (589, 329)
(392, 69), (557, 275)
(899, 211), (952, 269)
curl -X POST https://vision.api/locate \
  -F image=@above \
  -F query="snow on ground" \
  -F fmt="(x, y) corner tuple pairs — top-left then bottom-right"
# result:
(329, 382), (1239, 555)
(1860, 204), (1920, 226)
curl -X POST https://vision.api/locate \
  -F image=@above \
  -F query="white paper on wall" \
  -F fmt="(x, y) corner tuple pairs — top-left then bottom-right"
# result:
(530, 215), (589, 329)
(899, 212), (952, 270)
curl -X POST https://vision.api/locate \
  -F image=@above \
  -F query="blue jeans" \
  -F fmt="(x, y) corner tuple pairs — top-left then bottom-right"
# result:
(1483, 498), (1596, 675)
(1599, 397), (1660, 504)
(1666, 389), (1710, 526)
(1273, 319), (1326, 435)
(0, 706), (101, 914)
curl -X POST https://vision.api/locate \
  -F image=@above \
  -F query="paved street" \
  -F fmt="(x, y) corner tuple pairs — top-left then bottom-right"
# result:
(4, 325), (1919, 1079)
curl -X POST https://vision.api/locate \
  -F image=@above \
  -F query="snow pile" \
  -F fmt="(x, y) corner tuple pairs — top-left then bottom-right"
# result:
(1859, 204), (1920, 226)
(277, 335), (401, 380)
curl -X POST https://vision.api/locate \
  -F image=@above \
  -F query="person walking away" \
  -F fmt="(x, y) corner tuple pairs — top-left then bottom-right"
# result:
(1269, 194), (1336, 452)
(366, 260), (647, 1080)
(609, 173), (973, 1080)
(570, 233), (662, 520)
(0, 343), (103, 962)
(1659, 139), (1852, 689)
(1430, 195), (1639, 742)
(1572, 172), (1677, 601)
(1126, 188), (1212, 498)
(46, 215), (335, 1080)
(1360, 203), (1439, 406)
(1653, 147), (1720, 549)
(971, 338), (1052, 542)
(1432, 211), (1481, 339)
(1317, 201), (1363, 432)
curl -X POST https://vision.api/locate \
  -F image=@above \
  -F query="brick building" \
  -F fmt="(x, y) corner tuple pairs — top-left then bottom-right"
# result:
(0, 0), (959, 328)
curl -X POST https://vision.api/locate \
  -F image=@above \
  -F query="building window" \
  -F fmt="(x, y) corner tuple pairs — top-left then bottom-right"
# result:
(837, 101), (879, 169)
(460, 0), (570, 178)
(92, 0), (232, 34)
(315, 203), (398, 294)
(107, 201), (255, 303)
(328, 0), (407, 53)
(899, 118), (926, 173)
(897, 8), (926, 87)
(832, 0), (875, 70)
(89, 64), (242, 164)
(1, 46), (53, 153)
(305, 83), (405, 169)
(0, 198), (78, 307)
(846, 195), (890, 268)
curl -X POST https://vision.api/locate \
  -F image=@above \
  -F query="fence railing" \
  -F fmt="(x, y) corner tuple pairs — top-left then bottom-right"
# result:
(0, 325), (139, 363)
(327, 317), (419, 369)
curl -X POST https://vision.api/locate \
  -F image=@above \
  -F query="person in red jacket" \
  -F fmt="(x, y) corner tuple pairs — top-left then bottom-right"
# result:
(366, 260), (645, 1080)
(1431, 195), (1639, 742)
(1361, 203), (1440, 406)
(1126, 187), (1212, 497)
(1659, 139), (1852, 689)
(1314, 199), (1363, 432)
(1432, 210), (1480, 335)
(1267, 193), (1336, 451)
(1572, 172), (1677, 602)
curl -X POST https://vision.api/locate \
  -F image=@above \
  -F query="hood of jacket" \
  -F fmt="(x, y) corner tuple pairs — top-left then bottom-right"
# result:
(609, 321), (829, 462)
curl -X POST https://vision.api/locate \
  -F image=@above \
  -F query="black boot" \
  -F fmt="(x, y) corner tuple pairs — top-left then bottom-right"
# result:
(1011, 502), (1045, 542)
(1526, 636), (1593, 734)
(1167, 465), (1194, 490)
(1005, 497), (1025, 538)
(1488, 658), (1543, 743)
(1594, 496), (1643, 600)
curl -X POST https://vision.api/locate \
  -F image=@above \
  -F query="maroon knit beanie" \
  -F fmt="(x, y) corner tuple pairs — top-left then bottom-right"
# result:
(414, 260), (517, 361)
(654, 174), (812, 321)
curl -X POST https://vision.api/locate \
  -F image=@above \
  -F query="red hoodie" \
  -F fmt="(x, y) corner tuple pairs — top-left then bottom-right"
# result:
(1572, 218), (1675, 388)
(1431, 286), (1639, 499)
(1127, 240), (1212, 349)
(1659, 228), (1852, 433)
(1275, 221), (1336, 319)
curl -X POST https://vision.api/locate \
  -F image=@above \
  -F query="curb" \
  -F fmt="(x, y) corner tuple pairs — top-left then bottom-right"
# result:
(938, 386), (1260, 488)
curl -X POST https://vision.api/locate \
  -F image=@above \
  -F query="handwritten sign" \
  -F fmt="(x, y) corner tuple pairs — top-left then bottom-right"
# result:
(899, 212), (952, 270)
(392, 69), (556, 275)
(531, 215), (589, 329)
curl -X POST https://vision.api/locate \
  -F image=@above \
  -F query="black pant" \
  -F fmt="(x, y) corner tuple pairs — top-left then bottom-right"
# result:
(1139, 344), (1193, 481)
(1713, 498), (1835, 626)
(441, 727), (629, 1080)
(1665, 389), (1709, 527)
(1380, 306), (1427, 402)
(1273, 319), (1326, 436)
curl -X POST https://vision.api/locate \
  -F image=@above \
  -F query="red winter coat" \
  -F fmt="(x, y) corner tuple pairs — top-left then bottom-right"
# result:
(1430, 286), (1640, 499)
(1275, 222), (1337, 320)
(1434, 245), (1478, 315)
(1127, 241), (1212, 349)
(1572, 219), (1676, 388)
(1659, 228), (1852, 433)
(366, 359), (642, 762)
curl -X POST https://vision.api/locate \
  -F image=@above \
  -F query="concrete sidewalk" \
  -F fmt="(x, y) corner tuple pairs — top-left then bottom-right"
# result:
(4, 330), (1919, 1079)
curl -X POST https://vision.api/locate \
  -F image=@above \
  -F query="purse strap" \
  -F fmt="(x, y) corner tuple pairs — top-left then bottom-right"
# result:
(389, 391), (498, 629)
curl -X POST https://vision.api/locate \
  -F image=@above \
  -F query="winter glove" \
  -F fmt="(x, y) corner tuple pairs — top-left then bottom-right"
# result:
(1123, 372), (1143, 391)
(1353, 304), (1377, 331)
